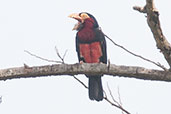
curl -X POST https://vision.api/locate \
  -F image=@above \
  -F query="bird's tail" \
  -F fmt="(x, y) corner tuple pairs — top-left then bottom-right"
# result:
(88, 76), (103, 101)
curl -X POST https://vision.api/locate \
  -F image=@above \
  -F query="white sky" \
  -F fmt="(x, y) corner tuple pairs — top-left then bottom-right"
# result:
(0, 0), (171, 114)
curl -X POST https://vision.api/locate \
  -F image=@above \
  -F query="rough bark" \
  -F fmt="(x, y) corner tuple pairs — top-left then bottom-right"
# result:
(0, 63), (171, 82)
(133, 0), (171, 69)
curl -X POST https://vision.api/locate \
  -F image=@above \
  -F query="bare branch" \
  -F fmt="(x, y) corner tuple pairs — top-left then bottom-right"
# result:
(107, 83), (121, 106)
(54, 47), (68, 63)
(133, 5), (147, 13)
(117, 86), (123, 107)
(103, 33), (167, 71)
(63, 50), (68, 61)
(72, 75), (130, 114)
(133, 0), (171, 69)
(106, 83), (130, 114)
(0, 63), (171, 82)
(24, 50), (62, 63)
(104, 96), (131, 114)
(73, 75), (88, 89)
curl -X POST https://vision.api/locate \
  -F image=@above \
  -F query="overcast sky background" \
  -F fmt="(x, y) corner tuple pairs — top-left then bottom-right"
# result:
(0, 0), (171, 114)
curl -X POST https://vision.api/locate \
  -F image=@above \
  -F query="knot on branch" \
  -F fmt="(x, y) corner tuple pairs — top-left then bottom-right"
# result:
(133, 5), (147, 13)
(133, 5), (159, 16)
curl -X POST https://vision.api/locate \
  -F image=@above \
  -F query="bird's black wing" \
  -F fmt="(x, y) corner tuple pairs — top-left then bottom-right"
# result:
(94, 28), (107, 64)
(76, 33), (85, 62)
(75, 33), (80, 62)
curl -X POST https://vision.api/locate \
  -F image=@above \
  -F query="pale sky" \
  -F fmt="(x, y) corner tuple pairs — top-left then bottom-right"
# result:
(0, 0), (171, 114)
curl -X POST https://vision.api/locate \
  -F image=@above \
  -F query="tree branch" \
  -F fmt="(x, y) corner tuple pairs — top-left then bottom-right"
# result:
(73, 75), (131, 114)
(105, 84), (130, 114)
(0, 63), (171, 82)
(73, 75), (88, 89)
(104, 33), (167, 71)
(24, 50), (62, 63)
(133, 0), (171, 69)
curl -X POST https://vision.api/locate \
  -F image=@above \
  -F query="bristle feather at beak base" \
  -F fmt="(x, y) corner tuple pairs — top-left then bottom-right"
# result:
(69, 13), (83, 30)
(72, 22), (81, 31)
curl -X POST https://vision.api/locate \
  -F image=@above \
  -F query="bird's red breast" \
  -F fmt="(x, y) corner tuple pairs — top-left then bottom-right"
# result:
(79, 42), (102, 63)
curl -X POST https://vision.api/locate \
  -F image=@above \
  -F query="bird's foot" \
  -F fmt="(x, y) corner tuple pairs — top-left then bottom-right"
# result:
(80, 61), (84, 64)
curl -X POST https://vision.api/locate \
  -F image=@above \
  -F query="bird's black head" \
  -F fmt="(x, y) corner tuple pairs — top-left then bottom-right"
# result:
(79, 12), (99, 28)
(69, 12), (99, 30)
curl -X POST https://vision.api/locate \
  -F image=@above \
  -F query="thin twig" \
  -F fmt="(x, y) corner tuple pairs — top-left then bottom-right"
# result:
(55, 47), (64, 63)
(54, 47), (68, 63)
(103, 91), (122, 113)
(63, 50), (68, 61)
(106, 83), (130, 114)
(117, 86), (123, 107)
(118, 86), (124, 114)
(107, 83), (120, 106)
(103, 32), (167, 71)
(104, 97), (131, 114)
(73, 75), (131, 114)
(24, 50), (62, 63)
(106, 83), (126, 114)
(73, 75), (88, 89)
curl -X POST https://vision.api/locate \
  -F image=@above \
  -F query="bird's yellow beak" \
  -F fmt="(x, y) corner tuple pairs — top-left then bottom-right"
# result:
(68, 13), (82, 22)
(68, 13), (83, 30)
(68, 13), (90, 30)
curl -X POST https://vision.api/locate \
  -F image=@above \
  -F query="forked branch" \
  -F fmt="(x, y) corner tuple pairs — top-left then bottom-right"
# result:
(73, 76), (131, 114)
(133, 0), (171, 69)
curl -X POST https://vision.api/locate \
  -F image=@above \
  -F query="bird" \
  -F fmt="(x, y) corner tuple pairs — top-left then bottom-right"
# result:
(69, 12), (107, 101)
